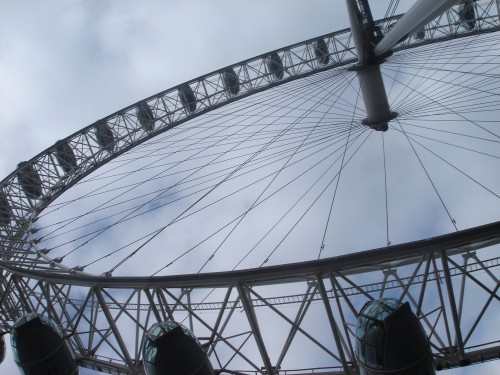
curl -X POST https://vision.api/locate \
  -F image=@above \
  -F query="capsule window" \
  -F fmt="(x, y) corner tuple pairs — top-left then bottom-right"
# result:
(222, 67), (240, 95)
(314, 38), (329, 65)
(17, 162), (43, 199)
(267, 52), (284, 80)
(178, 85), (197, 113)
(55, 141), (77, 173)
(137, 102), (155, 132)
(94, 121), (115, 151)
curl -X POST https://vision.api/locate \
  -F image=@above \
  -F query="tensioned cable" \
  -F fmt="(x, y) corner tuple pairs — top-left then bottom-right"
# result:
(150, 126), (366, 275)
(390, 82), (500, 142)
(395, 122), (500, 144)
(84, 73), (352, 192)
(317, 73), (362, 260)
(44, 129), (352, 234)
(196, 66), (360, 273)
(44, 69), (342, 213)
(386, 34), (500, 117)
(261, 128), (372, 266)
(41, 94), (293, 246)
(54, 122), (344, 192)
(39, 98), (276, 219)
(40, 123), (346, 236)
(395, 118), (459, 232)
(40, 121), (355, 247)
(231, 126), (367, 270)
(385, 55), (500, 142)
(388, 36), (467, 112)
(388, 34), (483, 112)
(38, 71), (344, 236)
(382, 133), (390, 246)
(394, 125), (500, 159)
(56, 69), (353, 198)
(391, 127), (500, 200)
(102, 71), (358, 274)
(384, 57), (500, 117)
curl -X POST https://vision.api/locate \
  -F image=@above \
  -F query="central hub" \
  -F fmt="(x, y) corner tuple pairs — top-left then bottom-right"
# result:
(356, 63), (398, 132)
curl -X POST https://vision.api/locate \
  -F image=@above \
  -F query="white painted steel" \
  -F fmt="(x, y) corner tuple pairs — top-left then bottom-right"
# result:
(375, 0), (460, 56)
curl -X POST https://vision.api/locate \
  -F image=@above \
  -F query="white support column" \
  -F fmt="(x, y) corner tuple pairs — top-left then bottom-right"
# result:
(346, 0), (396, 131)
(375, 0), (460, 56)
(346, 0), (368, 65)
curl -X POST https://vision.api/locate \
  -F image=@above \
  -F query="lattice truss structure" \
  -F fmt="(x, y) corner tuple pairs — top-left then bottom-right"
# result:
(0, 1), (499, 374)
(1, 224), (499, 374)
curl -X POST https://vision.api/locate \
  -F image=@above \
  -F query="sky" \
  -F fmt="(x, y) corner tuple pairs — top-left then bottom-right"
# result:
(0, 1), (499, 374)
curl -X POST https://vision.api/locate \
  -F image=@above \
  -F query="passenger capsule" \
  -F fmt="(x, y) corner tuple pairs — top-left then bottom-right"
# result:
(55, 140), (77, 173)
(17, 162), (42, 199)
(0, 192), (11, 226)
(142, 321), (214, 375)
(178, 84), (197, 113)
(94, 121), (114, 151)
(0, 334), (5, 364)
(459, 1), (476, 30)
(415, 27), (425, 41)
(11, 313), (79, 375)
(222, 67), (240, 95)
(356, 298), (435, 375)
(314, 38), (329, 65)
(137, 102), (155, 131)
(267, 52), (284, 79)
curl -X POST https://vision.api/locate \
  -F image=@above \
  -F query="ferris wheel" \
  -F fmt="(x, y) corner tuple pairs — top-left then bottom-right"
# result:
(0, 0), (500, 374)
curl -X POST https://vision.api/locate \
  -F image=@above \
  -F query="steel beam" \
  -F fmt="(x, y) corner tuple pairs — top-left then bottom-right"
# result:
(375, 0), (460, 56)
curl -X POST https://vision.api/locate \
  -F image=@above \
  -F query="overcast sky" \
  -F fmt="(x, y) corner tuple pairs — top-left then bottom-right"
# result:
(0, 1), (498, 374)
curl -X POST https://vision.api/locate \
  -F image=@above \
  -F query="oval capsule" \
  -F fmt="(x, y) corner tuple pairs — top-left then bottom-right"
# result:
(222, 67), (240, 95)
(267, 52), (284, 79)
(55, 140), (77, 173)
(94, 120), (114, 151)
(137, 102), (155, 131)
(314, 38), (329, 65)
(0, 192), (11, 226)
(178, 84), (197, 113)
(11, 313), (79, 375)
(142, 321), (213, 375)
(17, 162), (42, 199)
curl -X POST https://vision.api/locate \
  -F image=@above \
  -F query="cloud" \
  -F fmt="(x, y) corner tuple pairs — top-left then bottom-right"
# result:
(0, 1), (499, 374)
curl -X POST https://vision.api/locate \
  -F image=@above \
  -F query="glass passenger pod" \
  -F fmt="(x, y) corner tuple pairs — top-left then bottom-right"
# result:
(0, 334), (5, 364)
(54, 140), (77, 173)
(11, 313), (78, 375)
(142, 321), (214, 375)
(94, 120), (115, 151)
(178, 84), (197, 114)
(267, 52), (284, 80)
(355, 299), (435, 375)
(16, 162), (43, 200)
(137, 102), (156, 132)
(459, 0), (476, 30)
(222, 67), (240, 95)
(414, 26), (426, 41)
(314, 38), (329, 65)
(0, 192), (12, 226)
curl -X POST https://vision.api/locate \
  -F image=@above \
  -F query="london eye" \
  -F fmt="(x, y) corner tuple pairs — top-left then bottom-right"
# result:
(0, 1), (499, 374)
